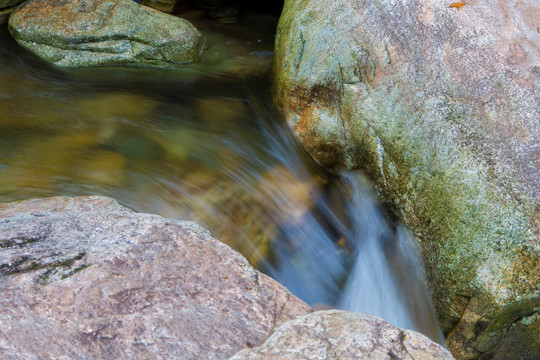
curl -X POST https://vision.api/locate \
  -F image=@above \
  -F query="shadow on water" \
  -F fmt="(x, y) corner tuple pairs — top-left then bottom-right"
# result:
(0, 18), (443, 344)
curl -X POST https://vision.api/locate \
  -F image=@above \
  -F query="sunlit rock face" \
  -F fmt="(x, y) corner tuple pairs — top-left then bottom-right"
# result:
(231, 310), (454, 360)
(0, 196), (311, 359)
(273, 0), (540, 358)
(8, 0), (204, 67)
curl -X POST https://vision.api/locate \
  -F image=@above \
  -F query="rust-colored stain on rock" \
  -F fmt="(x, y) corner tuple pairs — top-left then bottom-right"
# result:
(449, 2), (466, 10)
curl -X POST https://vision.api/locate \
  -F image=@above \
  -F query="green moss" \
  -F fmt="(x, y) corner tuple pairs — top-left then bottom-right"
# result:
(1, 252), (88, 286)
(484, 296), (540, 334)
(60, 263), (92, 280)
(337, 84), (539, 337)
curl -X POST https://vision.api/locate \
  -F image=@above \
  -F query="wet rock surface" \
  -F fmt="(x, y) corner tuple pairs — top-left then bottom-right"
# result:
(8, 0), (203, 67)
(273, 0), (540, 358)
(0, 196), (311, 359)
(230, 310), (454, 360)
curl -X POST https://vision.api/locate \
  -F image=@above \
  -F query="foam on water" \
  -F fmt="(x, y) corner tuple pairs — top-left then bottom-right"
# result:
(339, 173), (444, 343)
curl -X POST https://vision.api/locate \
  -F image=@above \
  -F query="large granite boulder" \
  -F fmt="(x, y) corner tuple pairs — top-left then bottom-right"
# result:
(8, 0), (203, 67)
(0, 196), (311, 359)
(273, 0), (540, 358)
(230, 310), (454, 359)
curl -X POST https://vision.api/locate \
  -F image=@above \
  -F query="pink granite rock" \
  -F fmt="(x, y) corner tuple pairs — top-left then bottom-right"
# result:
(230, 310), (454, 360)
(0, 196), (311, 359)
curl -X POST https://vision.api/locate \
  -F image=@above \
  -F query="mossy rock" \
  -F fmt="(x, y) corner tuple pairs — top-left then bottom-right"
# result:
(273, 0), (540, 358)
(8, 0), (204, 67)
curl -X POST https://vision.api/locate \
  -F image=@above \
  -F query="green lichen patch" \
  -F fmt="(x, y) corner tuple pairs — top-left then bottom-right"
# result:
(1, 250), (89, 285)
(0, 235), (42, 249)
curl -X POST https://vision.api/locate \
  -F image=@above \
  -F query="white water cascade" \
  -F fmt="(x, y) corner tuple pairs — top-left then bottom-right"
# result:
(339, 172), (444, 344)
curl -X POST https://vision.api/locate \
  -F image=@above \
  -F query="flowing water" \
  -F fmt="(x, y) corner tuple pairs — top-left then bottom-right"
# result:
(0, 14), (443, 344)
(338, 173), (443, 342)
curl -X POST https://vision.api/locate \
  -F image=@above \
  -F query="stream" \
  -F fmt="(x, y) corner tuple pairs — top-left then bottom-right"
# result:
(0, 13), (444, 344)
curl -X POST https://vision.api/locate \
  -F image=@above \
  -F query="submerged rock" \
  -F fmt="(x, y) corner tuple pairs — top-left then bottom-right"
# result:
(0, 0), (21, 26)
(153, 165), (280, 268)
(230, 310), (454, 359)
(8, 0), (204, 67)
(0, 196), (311, 359)
(142, 0), (177, 13)
(0, 7), (15, 25)
(0, 0), (24, 8)
(274, 0), (540, 358)
(74, 150), (127, 186)
(0, 0), (24, 15)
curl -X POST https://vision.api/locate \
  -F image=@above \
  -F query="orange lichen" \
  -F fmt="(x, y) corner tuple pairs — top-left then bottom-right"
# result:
(449, 2), (466, 10)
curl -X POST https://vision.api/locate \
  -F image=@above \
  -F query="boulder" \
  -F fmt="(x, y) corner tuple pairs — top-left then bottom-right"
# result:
(0, 196), (311, 359)
(8, 0), (203, 67)
(230, 310), (454, 359)
(273, 0), (540, 358)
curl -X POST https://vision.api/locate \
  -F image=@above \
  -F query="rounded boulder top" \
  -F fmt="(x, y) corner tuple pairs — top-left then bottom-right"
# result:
(8, 0), (205, 67)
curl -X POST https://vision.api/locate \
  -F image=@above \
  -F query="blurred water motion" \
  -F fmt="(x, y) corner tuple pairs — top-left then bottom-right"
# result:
(338, 173), (444, 344)
(0, 18), (443, 343)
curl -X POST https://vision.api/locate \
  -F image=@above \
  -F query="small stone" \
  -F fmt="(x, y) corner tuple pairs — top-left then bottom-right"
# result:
(145, 126), (212, 162)
(258, 164), (319, 226)
(72, 93), (157, 121)
(194, 97), (250, 127)
(74, 150), (127, 186)
(108, 132), (162, 163)
(165, 166), (277, 267)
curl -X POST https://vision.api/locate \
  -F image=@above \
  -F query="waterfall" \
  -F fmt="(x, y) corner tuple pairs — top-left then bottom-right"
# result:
(265, 170), (444, 344)
(339, 172), (444, 344)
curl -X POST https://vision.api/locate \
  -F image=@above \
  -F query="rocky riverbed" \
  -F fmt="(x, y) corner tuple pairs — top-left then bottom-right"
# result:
(0, 196), (452, 359)
(1, 0), (538, 358)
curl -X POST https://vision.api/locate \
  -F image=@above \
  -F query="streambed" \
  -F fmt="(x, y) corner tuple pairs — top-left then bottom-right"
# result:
(0, 13), (443, 344)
